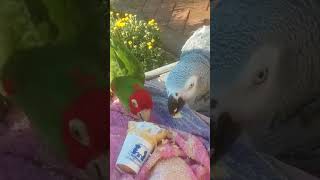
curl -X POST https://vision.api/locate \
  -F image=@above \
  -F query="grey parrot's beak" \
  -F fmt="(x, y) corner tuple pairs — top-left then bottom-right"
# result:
(168, 95), (185, 116)
(138, 109), (151, 121)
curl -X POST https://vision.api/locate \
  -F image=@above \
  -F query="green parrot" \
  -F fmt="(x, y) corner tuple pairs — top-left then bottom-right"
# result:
(0, 0), (108, 179)
(110, 37), (153, 121)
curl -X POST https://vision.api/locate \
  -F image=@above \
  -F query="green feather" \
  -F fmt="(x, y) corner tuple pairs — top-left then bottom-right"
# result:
(111, 76), (143, 110)
(110, 37), (147, 111)
(0, 0), (106, 158)
(3, 44), (106, 157)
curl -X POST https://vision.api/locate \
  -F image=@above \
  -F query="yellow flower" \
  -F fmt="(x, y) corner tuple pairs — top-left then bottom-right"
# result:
(133, 45), (137, 48)
(148, 19), (155, 26)
(129, 14), (133, 18)
(113, 27), (117, 30)
(151, 38), (155, 43)
(125, 13), (128, 16)
(148, 45), (153, 49)
(128, 41), (132, 45)
(115, 19), (125, 27)
(147, 42), (152, 46)
(116, 13), (120, 16)
(110, 11), (113, 15)
(121, 17), (129, 22)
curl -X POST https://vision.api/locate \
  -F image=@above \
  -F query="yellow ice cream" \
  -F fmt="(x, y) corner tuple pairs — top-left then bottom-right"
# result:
(127, 121), (168, 147)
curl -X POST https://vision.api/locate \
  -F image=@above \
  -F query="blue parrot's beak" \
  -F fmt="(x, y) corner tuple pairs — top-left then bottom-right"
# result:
(168, 95), (185, 116)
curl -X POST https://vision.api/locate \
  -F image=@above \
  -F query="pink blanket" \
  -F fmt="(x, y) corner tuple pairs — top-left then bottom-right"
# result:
(110, 101), (210, 180)
(0, 106), (87, 180)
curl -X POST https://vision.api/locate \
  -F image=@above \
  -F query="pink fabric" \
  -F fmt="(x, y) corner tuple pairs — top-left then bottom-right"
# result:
(0, 107), (88, 180)
(110, 100), (210, 180)
(137, 132), (210, 180)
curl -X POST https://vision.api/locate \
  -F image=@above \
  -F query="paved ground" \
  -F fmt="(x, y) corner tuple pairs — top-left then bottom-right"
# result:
(111, 0), (210, 57)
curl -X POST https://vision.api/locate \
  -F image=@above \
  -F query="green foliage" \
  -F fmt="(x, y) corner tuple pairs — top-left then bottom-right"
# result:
(110, 10), (174, 72)
(110, 38), (144, 84)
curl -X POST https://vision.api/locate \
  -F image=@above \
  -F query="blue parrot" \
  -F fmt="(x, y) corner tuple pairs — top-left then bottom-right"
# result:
(165, 26), (210, 117)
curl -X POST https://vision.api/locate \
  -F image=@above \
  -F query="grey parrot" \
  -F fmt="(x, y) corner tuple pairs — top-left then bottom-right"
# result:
(165, 26), (210, 117)
(212, 0), (320, 178)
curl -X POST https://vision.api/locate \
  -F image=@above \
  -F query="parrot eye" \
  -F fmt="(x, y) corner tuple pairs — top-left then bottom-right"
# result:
(69, 118), (90, 147)
(253, 68), (268, 85)
(131, 99), (138, 108)
(189, 83), (194, 89)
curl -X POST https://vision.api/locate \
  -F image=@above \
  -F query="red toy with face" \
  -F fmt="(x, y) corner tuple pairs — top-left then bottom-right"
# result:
(129, 85), (153, 121)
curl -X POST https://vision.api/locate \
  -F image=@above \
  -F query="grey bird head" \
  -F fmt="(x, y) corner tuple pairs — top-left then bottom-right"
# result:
(165, 26), (210, 116)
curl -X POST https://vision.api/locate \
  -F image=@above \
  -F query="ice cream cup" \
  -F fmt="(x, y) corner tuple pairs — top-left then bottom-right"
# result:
(116, 121), (167, 174)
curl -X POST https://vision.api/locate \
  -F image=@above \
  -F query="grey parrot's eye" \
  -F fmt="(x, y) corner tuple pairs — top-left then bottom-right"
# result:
(189, 83), (194, 88)
(69, 118), (90, 147)
(253, 68), (268, 85)
(131, 99), (138, 108)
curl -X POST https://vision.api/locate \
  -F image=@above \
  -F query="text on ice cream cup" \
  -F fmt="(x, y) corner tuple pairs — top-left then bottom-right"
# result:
(116, 134), (153, 174)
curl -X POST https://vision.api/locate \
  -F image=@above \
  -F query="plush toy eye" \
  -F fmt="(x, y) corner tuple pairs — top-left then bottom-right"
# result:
(69, 118), (90, 147)
(131, 99), (138, 108)
(253, 68), (268, 85)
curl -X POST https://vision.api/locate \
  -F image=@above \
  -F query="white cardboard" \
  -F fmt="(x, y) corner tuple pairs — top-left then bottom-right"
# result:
(116, 134), (153, 174)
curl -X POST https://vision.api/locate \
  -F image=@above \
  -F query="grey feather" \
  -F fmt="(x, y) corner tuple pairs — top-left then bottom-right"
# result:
(212, 0), (320, 178)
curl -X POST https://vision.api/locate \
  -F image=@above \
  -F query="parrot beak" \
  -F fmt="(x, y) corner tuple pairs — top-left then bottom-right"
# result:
(168, 95), (185, 116)
(86, 155), (108, 180)
(138, 109), (151, 121)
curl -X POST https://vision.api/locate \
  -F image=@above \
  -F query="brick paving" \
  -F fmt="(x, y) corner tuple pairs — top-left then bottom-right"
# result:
(111, 0), (210, 56)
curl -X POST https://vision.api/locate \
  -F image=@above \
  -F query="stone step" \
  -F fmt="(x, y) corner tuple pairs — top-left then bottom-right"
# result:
(143, 0), (161, 18)
(110, 0), (210, 57)
(168, 8), (190, 32)
(154, 0), (176, 25)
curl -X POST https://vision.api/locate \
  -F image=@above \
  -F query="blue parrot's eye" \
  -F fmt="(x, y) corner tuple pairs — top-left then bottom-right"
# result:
(253, 68), (268, 85)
